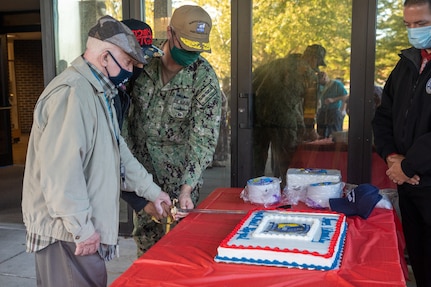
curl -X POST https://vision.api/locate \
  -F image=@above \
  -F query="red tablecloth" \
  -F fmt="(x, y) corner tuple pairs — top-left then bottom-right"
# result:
(111, 188), (406, 287)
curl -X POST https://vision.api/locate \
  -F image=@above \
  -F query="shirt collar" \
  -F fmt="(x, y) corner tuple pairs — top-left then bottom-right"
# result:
(421, 49), (431, 62)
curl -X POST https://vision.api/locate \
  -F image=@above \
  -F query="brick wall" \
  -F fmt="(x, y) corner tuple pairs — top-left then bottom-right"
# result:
(14, 40), (44, 134)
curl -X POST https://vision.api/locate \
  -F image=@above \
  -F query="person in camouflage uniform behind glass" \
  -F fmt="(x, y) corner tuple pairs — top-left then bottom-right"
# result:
(122, 5), (222, 257)
(252, 45), (326, 184)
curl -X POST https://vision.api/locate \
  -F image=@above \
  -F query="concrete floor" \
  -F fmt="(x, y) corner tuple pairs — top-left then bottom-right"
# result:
(0, 165), (231, 286)
(0, 134), (231, 286)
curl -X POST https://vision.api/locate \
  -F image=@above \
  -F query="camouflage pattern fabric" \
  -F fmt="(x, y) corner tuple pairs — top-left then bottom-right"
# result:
(123, 39), (221, 255)
(132, 186), (200, 257)
(252, 54), (318, 183)
(132, 209), (165, 257)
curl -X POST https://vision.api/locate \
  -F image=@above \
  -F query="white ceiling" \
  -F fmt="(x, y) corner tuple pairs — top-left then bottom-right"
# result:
(0, 0), (40, 12)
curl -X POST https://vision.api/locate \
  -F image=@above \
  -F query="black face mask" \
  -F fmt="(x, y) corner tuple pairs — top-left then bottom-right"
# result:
(105, 51), (133, 88)
(130, 66), (144, 82)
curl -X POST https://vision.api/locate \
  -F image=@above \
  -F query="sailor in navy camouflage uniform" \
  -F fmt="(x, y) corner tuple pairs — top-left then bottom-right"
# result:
(122, 5), (222, 256)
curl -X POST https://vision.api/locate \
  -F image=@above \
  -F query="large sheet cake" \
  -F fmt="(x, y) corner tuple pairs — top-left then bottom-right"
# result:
(215, 209), (347, 270)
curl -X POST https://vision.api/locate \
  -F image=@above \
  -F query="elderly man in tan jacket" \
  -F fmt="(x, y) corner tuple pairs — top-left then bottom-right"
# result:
(22, 15), (171, 287)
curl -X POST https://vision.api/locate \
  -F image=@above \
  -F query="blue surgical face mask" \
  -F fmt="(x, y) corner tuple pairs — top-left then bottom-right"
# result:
(407, 26), (431, 49)
(106, 51), (133, 88)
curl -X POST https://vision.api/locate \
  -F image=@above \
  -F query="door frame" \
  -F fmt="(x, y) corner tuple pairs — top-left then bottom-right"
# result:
(230, 0), (254, 187)
(231, 0), (377, 187)
(348, 0), (377, 185)
(0, 34), (13, 166)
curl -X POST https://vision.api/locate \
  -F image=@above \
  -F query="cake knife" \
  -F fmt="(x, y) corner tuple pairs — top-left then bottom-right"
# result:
(176, 208), (249, 214)
(176, 205), (291, 215)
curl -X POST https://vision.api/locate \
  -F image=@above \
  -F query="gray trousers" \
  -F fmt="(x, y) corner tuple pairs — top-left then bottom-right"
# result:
(35, 241), (107, 287)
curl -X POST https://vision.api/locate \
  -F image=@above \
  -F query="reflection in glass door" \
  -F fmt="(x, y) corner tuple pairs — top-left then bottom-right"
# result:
(54, 0), (123, 75)
(251, 0), (352, 185)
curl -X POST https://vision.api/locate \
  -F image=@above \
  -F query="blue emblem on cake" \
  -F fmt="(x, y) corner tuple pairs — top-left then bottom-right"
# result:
(266, 222), (311, 235)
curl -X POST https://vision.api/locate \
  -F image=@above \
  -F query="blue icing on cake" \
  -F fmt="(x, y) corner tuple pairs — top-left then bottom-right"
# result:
(237, 211), (262, 240)
(248, 177), (276, 185)
(215, 210), (347, 270)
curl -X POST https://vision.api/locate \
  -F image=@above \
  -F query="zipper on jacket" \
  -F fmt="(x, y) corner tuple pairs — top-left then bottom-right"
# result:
(401, 55), (420, 140)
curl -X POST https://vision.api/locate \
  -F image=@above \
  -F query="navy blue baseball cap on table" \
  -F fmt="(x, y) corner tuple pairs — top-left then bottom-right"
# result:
(329, 183), (382, 219)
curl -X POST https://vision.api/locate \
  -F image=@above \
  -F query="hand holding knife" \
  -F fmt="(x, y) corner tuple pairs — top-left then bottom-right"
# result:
(153, 198), (292, 234)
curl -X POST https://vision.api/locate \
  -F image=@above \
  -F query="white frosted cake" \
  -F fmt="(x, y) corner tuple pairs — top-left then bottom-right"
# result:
(287, 168), (341, 189)
(286, 168), (342, 203)
(241, 176), (281, 205)
(214, 210), (347, 270)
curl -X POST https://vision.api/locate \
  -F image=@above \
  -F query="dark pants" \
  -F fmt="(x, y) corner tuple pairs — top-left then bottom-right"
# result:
(398, 184), (431, 287)
(316, 108), (343, 138)
(35, 241), (107, 287)
(253, 126), (301, 184)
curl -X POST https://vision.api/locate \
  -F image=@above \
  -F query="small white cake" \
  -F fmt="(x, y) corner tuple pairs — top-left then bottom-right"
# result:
(305, 181), (344, 209)
(287, 168), (341, 189)
(241, 176), (281, 205)
(215, 210), (347, 270)
(286, 168), (342, 203)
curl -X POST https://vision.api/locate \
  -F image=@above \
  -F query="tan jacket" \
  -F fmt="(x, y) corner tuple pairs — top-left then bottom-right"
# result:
(22, 56), (161, 245)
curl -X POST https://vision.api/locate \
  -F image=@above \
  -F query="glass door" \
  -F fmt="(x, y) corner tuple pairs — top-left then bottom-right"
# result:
(0, 34), (13, 166)
(54, 0), (123, 74)
(250, 0), (352, 186)
(233, 0), (380, 188)
(52, 0), (381, 193)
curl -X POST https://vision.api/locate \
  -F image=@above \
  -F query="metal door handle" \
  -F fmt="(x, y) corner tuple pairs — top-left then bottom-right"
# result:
(238, 92), (253, 129)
